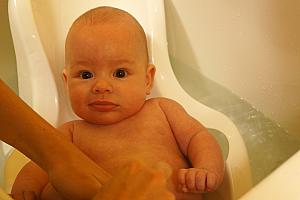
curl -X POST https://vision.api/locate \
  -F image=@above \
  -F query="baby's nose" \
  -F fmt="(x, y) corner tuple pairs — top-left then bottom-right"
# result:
(92, 79), (113, 94)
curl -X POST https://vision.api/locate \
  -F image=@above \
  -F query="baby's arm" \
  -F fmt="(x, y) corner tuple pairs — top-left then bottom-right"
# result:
(158, 98), (225, 193)
(11, 161), (48, 199)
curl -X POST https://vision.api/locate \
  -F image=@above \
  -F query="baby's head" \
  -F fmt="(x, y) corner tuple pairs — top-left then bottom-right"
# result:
(63, 6), (156, 125)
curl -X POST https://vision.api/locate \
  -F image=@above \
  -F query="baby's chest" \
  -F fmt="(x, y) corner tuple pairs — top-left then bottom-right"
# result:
(73, 122), (185, 173)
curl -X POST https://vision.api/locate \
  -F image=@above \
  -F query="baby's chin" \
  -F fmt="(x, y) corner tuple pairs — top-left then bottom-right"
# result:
(85, 118), (124, 125)
(74, 105), (144, 125)
(78, 113), (133, 125)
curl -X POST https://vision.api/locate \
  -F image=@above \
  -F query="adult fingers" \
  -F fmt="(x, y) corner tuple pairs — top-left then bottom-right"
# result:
(152, 161), (172, 180)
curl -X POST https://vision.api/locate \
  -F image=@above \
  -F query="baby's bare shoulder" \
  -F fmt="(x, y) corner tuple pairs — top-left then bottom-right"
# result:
(58, 120), (89, 129)
(146, 97), (180, 106)
(146, 97), (184, 111)
(57, 120), (84, 142)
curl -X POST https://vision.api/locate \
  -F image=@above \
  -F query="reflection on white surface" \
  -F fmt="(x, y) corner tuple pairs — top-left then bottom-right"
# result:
(172, 60), (300, 185)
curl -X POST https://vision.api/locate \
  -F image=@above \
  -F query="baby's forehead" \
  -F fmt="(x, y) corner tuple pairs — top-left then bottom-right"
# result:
(74, 19), (137, 35)
(70, 14), (145, 44)
(66, 7), (149, 65)
(73, 7), (139, 29)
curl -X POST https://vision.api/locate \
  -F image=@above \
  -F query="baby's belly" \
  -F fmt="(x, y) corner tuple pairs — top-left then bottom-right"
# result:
(92, 148), (203, 200)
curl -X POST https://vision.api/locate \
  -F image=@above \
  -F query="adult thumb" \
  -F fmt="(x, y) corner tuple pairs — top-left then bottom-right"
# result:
(152, 161), (172, 180)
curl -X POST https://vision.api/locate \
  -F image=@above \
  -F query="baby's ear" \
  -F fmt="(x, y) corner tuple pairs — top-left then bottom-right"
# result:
(62, 67), (68, 88)
(62, 68), (68, 84)
(145, 64), (156, 95)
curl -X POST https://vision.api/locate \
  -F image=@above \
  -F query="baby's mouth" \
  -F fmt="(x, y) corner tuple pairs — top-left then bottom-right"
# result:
(88, 100), (119, 112)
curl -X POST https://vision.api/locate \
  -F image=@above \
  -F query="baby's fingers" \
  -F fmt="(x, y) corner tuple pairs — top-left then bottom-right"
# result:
(178, 169), (200, 192)
(178, 169), (220, 193)
(195, 170), (208, 192)
(185, 170), (197, 191)
(206, 173), (218, 191)
(178, 169), (188, 192)
(11, 191), (37, 200)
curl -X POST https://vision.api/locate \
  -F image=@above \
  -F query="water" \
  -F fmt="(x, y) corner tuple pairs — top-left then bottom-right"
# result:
(208, 129), (229, 161)
(171, 57), (300, 185)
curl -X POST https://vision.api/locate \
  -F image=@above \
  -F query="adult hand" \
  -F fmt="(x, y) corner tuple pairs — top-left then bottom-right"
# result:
(93, 160), (175, 200)
(38, 160), (174, 200)
(45, 139), (111, 200)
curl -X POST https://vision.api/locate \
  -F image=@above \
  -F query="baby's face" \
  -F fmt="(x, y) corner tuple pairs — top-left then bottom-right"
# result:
(64, 22), (155, 124)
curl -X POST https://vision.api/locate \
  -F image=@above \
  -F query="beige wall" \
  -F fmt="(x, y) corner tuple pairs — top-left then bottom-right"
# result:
(165, 0), (300, 136)
(0, 0), (18, 93)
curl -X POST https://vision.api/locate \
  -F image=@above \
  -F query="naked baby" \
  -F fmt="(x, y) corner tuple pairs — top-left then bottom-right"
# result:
(12, 6), (225, 200)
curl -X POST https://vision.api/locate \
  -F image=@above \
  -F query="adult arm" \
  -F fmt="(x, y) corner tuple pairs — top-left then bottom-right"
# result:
(0, 79), (111, 199)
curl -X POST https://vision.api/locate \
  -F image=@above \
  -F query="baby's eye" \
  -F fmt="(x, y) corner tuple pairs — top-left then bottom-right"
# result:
(80, 71), (93, 79)
(113, 68), (128, 78)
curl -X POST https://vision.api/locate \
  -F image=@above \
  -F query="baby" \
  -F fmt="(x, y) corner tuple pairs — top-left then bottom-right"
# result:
(12, 6), (224, 200)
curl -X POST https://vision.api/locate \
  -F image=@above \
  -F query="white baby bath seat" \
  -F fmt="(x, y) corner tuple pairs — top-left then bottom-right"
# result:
(1, 0), (252, 199)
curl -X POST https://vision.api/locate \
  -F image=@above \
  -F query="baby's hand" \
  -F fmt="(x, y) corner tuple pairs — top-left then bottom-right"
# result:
(10, 191), (37, 200)
(178, 168), (220, 193)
